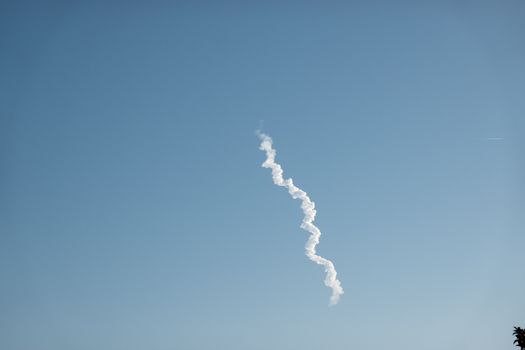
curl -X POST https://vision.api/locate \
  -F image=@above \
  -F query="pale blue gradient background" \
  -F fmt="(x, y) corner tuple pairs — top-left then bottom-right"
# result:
(1, 1), (524, 349)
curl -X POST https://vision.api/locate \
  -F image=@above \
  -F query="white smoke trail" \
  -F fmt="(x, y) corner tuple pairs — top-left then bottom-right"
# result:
(256, 131), (344, 305)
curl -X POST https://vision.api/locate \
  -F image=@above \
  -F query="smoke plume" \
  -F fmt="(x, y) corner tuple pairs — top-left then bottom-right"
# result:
(256, 131), (344, 305)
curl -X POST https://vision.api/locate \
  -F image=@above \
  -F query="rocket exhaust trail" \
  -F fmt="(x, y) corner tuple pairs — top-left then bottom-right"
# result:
(256, 131), (344, 305)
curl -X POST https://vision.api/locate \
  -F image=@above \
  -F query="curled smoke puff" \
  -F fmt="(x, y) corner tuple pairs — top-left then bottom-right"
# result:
(256, 131), (344, 305)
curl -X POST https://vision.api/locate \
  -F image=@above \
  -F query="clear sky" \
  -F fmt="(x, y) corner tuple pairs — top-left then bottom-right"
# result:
(1, 1), (524, 349)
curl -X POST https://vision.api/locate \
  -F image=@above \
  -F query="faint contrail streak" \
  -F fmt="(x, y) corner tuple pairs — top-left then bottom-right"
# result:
(256, 131), (344, 305)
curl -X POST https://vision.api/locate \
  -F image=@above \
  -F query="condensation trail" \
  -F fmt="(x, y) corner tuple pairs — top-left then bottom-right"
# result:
(256, 131), (344, 305)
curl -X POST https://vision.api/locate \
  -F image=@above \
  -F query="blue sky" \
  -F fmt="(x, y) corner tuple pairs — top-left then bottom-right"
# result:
(1, 1), (524, 349)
